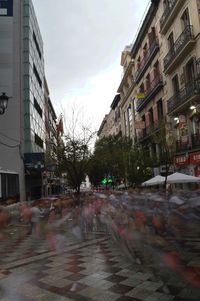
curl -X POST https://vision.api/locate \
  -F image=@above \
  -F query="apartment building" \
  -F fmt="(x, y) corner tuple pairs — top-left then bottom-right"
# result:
(117, 45), (135, 138)
(160, 0), (200, 176)
(132, 0), (165, 169)
(97, 94), (121, 139)
(43, 78), (58, 196)
(0, 0), (58, 200)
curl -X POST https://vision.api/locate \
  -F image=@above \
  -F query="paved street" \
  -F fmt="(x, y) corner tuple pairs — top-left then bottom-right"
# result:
(0, 225), (200, 301)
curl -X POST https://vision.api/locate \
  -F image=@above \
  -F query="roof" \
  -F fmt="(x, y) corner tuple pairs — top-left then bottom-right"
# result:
(131, 0), (160, 59)
(110, 94), (120, 110)
(48, 97), (57, 120)
(97, 115), (108, 137)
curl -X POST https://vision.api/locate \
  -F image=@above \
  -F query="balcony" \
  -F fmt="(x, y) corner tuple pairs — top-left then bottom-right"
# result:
(176, 140), (191, 153)
(135, 39), (159, 84)
(160, 0), (184, 34)
(167, 79), (200, 114)
(164, 26), (195, 74)
(191, 134), (200, 149)
(136, 74), (163, 112)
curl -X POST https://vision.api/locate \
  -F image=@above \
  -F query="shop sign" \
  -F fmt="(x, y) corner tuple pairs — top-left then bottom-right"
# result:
(175, 155), (188, 166)
(195, 166), (200, 177)
(0, 0), (13, 16)
(189, 151), (200, 164)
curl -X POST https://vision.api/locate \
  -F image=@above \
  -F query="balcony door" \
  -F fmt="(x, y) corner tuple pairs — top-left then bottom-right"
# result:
(172, 74), (179, 95)
(168, 32), (174, 50)
(181, 8), (190, 30)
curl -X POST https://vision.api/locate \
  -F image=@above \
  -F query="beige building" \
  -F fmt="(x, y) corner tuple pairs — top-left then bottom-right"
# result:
(97, 94), (121, 139)
(117, 45), (135, 139)
(117, 0), (165, 174)
(160, 0), (200, 176)
(98, 0), (200, 177)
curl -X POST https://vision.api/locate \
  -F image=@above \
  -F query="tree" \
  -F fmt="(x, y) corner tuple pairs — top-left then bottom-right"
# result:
(127, 147), (153, 187)
(151, 120), (176, 187)
(88, 135), (132, 188)
(60, 105), (96, 195)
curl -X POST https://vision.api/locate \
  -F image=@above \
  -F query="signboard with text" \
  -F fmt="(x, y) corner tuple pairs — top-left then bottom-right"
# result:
(175, 155), (188, 166)
(0, 0), (13, 16)
(189, 152), (200, 164)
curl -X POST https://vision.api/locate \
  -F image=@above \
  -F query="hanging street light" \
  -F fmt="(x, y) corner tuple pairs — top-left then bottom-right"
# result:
(0, 92), (11, 115)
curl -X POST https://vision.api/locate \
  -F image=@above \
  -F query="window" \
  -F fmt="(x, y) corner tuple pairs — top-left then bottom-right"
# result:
(124, 111), (128, 136)
(0, 0), (13, 16)
(185, 58), (195, 83)
(181, 8), (190, 29)
(139, 83), (144, 93)
(137, 56), (141, 69)
(127, 105), (132, 136)
(149, 108), (154, 126)
(143, 43), (147, 57)
(33, 64), (42, 87)
(146, 74), (150, 91)
(35, 134), (44, 149)
(168, 32), (174, 49)
(164, 0), (173, 9)
(172, 74), (179, 94)
(34, 97), (43, 118)
(33, 31), (42, 59)
(157, 99), (163, 121)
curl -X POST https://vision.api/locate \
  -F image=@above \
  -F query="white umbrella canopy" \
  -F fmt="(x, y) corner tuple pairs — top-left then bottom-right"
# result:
(166, 172), (200, 184)
(142, 175), (165, 186)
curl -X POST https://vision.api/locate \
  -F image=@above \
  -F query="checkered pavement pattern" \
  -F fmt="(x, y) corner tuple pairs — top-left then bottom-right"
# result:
(0, 227), (200, 301)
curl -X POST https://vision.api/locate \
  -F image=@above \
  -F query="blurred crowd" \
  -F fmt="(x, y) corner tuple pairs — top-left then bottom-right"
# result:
(0, 190), (200, 289)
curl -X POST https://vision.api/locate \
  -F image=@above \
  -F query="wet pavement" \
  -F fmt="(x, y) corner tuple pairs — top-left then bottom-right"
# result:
(0, 225), (200, 301)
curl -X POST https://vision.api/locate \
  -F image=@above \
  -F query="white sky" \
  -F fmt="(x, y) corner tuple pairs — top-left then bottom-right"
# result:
(33, 0), (149, 132)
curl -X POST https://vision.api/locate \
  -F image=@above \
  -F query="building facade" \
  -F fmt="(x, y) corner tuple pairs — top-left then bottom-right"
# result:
(97, 94), (122, 139)
(117, 45), (135, 138)
(160, 0), (200, 176)
(0, 0), (25, 200)
(98, 0), (200, 178)
(0, 0), (58, 200)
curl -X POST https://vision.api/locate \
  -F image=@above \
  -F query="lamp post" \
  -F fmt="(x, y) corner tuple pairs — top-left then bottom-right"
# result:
(0, 92), (10, 115)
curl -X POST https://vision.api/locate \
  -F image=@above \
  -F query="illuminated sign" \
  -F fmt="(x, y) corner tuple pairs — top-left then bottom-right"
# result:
(0, 0), (13, 17)
(101, 178), (113, 185)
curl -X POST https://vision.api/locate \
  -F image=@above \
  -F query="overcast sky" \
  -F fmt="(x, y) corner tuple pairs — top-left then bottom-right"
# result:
(33, 0), (149, 131)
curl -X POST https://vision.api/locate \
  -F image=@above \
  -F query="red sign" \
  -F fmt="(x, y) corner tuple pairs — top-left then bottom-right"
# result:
(189, 152), (200, 164)
(175, 155), (188, 166)
(195, 166), (200, 177)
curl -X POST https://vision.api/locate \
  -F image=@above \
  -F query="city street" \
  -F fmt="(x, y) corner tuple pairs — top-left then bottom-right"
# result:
(0, 224), (200, 301)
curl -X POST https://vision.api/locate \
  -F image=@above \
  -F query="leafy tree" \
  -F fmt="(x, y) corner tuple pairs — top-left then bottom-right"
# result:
(127, 147), (153, 186)
(88, 135), (132, 187)
(151, 120), (176, 187)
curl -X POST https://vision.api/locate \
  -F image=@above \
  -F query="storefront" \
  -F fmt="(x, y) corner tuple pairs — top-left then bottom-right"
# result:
(175, 151), (200, 177)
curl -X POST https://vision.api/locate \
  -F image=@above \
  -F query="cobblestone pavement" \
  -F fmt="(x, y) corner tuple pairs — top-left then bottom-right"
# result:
(0, 225), (200, 301)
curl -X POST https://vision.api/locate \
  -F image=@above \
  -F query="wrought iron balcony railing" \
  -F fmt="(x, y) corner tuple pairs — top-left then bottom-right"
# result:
(135, 39), (159, 84)
(160, 0), (176, 32)
(191, 134), (200, 149)
(176, 140), (191, 153)
(136, 74), (163, 112)
(164, 26), (194, 72)
(167, 79), (200, 113)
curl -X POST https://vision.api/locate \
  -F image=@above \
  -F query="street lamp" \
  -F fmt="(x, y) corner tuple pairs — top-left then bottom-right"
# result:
(0, 92), (10, 115)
